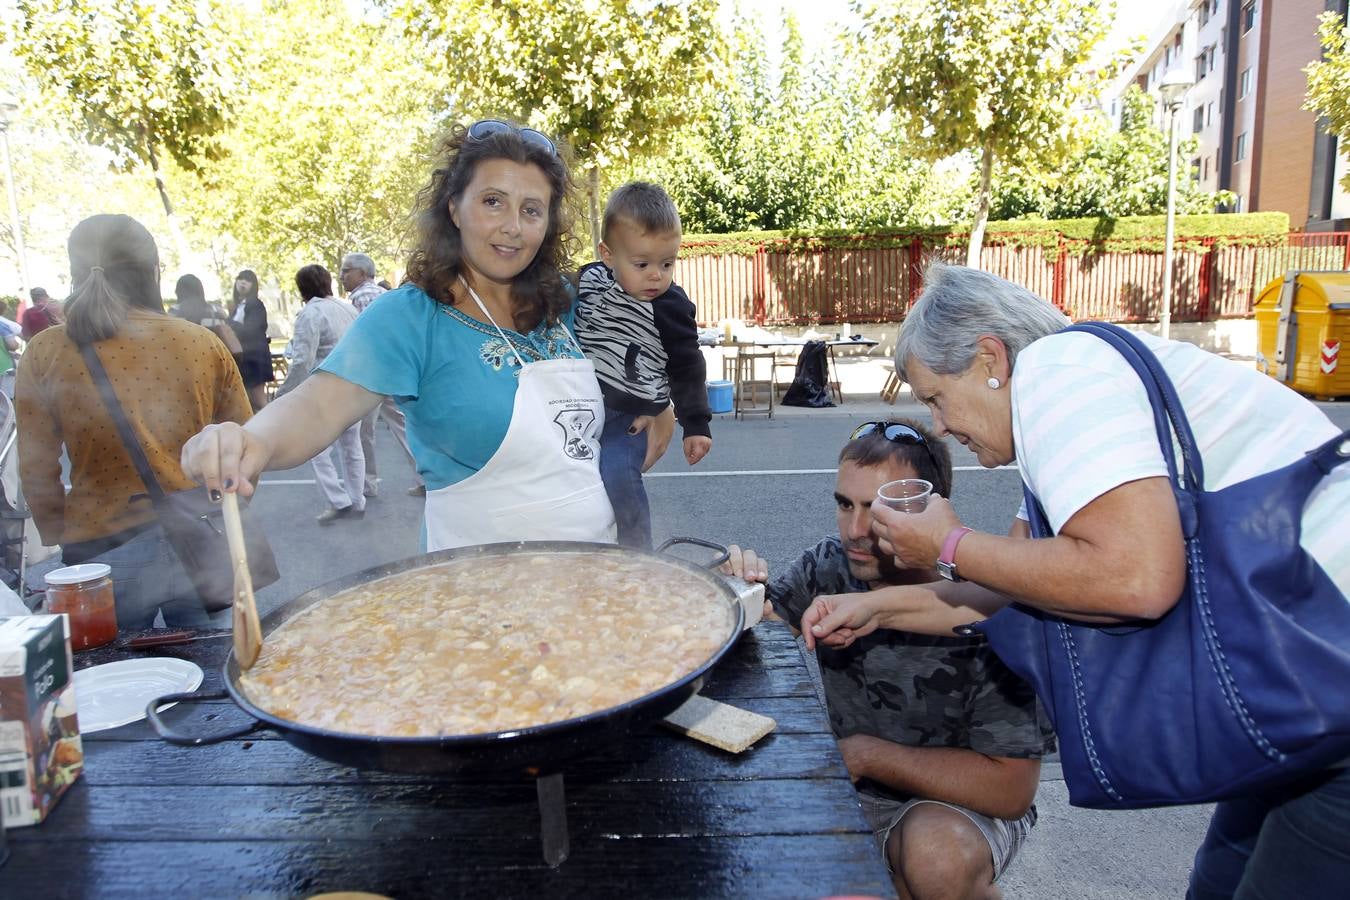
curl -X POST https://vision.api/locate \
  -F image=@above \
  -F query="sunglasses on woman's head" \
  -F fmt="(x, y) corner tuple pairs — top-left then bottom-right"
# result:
(467, 119), (558, 157)
(849, 421), (940, 471)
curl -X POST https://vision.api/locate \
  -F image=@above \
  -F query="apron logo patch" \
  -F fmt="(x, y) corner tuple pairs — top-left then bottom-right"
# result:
(554, 408), (597, 460)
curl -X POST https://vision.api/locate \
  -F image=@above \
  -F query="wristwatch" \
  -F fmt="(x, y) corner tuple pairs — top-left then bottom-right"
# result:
(937, 526), (974, 582)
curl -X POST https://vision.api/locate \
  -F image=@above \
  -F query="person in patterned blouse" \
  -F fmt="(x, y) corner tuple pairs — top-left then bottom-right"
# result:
(724, 419), (1055, 900)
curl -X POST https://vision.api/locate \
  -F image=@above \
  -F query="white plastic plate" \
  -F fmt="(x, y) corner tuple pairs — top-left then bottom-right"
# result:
(73, 657), (205, 734)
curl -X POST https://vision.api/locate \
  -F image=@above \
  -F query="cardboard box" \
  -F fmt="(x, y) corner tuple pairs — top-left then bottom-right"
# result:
(0, 615), (83, 828)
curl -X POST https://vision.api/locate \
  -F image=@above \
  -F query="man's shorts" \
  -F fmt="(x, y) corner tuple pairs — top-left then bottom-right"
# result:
(856, 791), (1037, 883)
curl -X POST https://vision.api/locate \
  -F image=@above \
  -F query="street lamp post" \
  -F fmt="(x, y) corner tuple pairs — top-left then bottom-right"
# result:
(1159, 71), (1194, 341)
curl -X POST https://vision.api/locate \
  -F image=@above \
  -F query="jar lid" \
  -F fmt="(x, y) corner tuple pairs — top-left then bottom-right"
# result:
(45, 563), (112, 586)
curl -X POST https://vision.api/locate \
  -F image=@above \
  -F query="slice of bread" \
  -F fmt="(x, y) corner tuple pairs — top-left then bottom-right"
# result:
(661, 694), (776, 753)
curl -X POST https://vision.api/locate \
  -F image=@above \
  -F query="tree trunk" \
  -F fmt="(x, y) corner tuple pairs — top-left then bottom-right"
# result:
(587, 166), (601, 257)
(966, 142), (995, 269)
(146, 140), (191, 268)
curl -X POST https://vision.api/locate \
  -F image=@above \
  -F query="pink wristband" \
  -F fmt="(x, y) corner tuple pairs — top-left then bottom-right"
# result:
(939, 526), (974, 570)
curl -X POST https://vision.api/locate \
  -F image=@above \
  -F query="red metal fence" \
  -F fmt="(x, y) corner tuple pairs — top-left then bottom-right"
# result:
(679, 231), (1350, 326)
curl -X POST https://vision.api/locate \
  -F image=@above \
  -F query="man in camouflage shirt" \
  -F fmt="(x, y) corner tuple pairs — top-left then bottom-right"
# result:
(753, 419), (1055, 900)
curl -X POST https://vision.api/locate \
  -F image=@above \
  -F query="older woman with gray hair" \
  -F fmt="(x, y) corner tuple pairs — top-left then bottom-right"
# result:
(802, 262), (1350, 898)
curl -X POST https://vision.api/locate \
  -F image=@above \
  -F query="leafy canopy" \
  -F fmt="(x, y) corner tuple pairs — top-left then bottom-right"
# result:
(1305, 11), (1350, 191)
(856, 0), (1110, 170)
(625, 11), (946, 233)
(179, 0), (444, 288)
(989, 87), (1236, 220)
(394, 0), (725, 175)
(12, 0), (242, 173)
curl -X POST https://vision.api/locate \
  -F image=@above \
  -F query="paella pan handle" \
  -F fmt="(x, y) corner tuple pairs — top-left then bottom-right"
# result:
(657, 537), (730, 570)
(146, 690), (269, 745)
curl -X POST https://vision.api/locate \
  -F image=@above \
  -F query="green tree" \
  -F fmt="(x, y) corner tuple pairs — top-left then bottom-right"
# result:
(855, 0), (1111, 266)
(1306, 10), (1350, 192)
(11, 0), (243, 261)
(394, 0), (725, 249)
(625, 12), (947, 233)
(989, 87), (1235, 220)
(179, 0), (443, 295)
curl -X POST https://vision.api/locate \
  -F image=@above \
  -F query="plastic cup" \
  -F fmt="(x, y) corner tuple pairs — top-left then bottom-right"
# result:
(876, 479), (933, 513)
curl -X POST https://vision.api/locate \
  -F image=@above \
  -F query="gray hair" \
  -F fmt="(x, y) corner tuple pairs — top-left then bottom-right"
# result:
(341, 252), (376, 279)
(895, 261), (1069, 381)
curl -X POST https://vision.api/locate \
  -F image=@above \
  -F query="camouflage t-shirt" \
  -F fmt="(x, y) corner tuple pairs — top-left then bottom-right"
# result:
(768, 538), (1057, 772)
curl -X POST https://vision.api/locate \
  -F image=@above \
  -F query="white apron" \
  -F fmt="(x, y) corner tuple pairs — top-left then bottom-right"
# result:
(424, 282), (617, 551)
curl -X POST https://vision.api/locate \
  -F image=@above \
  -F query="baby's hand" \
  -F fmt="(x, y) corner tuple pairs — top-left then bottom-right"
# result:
(684, 435), (712, 466)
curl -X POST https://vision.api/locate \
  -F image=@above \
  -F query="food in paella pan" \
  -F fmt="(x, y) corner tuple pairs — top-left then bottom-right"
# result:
(237, 552), (736, 737)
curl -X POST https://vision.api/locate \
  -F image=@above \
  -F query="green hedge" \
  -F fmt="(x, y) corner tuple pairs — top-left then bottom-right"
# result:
(681, 212), (1293, 258)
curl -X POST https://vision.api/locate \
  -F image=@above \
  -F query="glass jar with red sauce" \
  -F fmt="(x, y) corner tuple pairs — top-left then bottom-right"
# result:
(44, 564), (118, 651)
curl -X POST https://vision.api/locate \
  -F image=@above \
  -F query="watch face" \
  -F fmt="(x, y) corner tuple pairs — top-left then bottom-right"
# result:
(937, 560), (958, 582)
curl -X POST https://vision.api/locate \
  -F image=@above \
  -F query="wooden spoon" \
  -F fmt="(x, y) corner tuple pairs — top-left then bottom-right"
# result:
(221, 491), (263, 669)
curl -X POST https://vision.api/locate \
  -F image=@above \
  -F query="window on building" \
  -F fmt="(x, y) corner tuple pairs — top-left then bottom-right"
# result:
(1204, 156), (1211, 181)
(1175, 33), (1183, 52)
(1191, 158), (1202, 183)
(1242, 1), (1256, 34)
(1207, 101), (1215, 126)
(1166, 47), (1172, 67)
(1196, 53), (1207, 82)
(1235, 132), (1247, 162)
(1194, 107), (1205, 132)
(1239, 67), (1252, 99)
(1210, 47), (1217, 73)
(1200, 2), (1210, 26)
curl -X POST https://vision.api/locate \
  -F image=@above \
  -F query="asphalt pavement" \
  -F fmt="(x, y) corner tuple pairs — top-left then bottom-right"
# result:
(232, 381), (1349, 900)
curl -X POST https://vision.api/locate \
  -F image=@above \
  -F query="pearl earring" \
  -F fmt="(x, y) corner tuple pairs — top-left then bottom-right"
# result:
(987, 377), (1001, 390)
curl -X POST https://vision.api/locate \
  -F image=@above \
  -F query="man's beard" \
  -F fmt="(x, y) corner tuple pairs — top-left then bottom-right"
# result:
(844, 539), (905, 584)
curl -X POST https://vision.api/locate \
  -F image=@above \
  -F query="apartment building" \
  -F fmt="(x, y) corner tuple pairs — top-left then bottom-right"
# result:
(1113, 0), (1349, 230)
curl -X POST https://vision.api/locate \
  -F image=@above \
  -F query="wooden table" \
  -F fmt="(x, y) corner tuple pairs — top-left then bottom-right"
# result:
(1, 624), (894, 899)
(734, 338), (879, 405)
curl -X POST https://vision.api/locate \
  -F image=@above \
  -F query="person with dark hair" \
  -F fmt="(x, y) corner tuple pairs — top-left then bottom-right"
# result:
(228, 269), (273, 411)
(174, 274), (241, 356)
(722, 419), (1053, 900)
(279, 264), (363, 524)
(21, 287), (62, 341)
(181, 120), (674, 551)
(573, 180), (711, 549)
(15, 214), (251, 629)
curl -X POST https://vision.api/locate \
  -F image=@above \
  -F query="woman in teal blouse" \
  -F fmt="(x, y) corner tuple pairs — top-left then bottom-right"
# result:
(182, 121), (674, 549)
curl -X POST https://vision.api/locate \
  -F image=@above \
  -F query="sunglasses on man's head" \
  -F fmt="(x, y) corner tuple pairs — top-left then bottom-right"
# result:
(849, 421), (940, 471)
(467, 119), (558, 157)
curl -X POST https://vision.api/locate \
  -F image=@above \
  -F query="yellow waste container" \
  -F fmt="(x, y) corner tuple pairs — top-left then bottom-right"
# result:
(1253, 270), (1350, 399)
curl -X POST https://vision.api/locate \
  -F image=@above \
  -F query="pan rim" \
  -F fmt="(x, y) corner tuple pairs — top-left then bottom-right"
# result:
(222, 540), (746, 746)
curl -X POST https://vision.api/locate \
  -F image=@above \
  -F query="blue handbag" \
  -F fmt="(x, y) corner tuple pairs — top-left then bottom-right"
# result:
(972, 321), (1350, 809)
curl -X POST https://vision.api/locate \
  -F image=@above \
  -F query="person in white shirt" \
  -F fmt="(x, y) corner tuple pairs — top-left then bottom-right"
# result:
(803, 262), (1350, 900)
(340, 252), (424, 497)
(283, 264), (364, 524)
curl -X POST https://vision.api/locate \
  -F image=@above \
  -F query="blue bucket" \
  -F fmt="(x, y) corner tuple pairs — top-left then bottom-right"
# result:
(707, 379), (733, 414)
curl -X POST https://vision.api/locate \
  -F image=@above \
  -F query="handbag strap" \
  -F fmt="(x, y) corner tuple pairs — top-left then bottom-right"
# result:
(1063, 322), (1201, 493)
(77, 342), (168, 502)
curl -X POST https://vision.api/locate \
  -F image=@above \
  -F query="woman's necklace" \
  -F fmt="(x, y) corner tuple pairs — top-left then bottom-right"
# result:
(455, 276), (515, 330)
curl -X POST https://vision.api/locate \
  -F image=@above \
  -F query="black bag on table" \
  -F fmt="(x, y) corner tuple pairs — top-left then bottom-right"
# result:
(782, 340), (834, 408)
(79, 342), (279, 612)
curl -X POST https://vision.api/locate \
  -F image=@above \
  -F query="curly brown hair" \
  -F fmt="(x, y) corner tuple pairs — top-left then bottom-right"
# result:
(405, 123), (577, 332)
